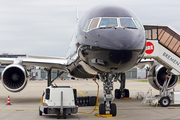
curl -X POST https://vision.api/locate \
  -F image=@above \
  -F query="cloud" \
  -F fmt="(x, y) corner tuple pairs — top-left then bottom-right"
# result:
(0, 0), (180, 57)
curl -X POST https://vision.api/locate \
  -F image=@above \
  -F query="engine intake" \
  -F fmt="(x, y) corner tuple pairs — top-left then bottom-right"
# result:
(148, 64), (179, 90)
(1, 64), (28, 92)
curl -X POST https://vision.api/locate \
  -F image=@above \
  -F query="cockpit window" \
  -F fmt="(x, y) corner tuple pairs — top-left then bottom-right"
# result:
(120, 18), (136, 28)
(99, 18), (118, 28)
(134, 19), (144, 30)
(83, 17), (144, 32)
(89, 18), (99, 31)
(83, 20), (91, 31)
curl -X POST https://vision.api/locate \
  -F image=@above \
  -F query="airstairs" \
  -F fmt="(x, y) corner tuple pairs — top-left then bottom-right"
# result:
(143, 25), (180, 76)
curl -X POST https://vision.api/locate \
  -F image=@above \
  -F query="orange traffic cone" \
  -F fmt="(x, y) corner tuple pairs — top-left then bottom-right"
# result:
(6, 95), (11, 105)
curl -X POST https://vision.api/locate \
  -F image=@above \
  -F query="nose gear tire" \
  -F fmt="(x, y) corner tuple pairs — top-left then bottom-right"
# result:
(110, 103), (117, 116)
(99, 103), (105, 114)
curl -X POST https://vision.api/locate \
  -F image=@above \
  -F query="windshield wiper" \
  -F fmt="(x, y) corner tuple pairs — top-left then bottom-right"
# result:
(124, 27), (138, 29)
(99, 26), (118, 29)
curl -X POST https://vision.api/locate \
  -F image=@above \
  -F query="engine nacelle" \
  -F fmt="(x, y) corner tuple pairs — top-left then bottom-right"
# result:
(148, 64), (179, 90)
(1, 64), (28, 92)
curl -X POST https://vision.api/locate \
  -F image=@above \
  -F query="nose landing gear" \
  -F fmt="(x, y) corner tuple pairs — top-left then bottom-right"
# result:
(99, 73), (117, 116)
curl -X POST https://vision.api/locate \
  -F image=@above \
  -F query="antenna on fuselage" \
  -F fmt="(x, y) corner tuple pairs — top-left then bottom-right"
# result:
(76, 4), (79, 23)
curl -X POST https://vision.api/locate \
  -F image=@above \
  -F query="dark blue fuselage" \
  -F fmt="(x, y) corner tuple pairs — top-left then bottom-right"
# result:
(67, 5), (146, 78)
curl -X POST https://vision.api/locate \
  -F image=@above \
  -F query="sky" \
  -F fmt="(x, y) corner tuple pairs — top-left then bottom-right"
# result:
(0, 0), (180, 57)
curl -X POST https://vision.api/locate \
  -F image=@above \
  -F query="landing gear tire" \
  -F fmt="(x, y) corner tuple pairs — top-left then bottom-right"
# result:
(159, 96), (171, 107)
(110, 103), (117, 116)
(39, 107), (42, 116)
(99, 103), (105, 115)
(115, 89), (121, 99)
(57, 109), (60, 119)
(124, 89), (129, 97)
(63, 109), (66, 119)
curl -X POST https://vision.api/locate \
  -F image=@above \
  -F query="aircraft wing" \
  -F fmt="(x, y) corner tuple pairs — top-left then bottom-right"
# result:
(0, 56), (69, 72)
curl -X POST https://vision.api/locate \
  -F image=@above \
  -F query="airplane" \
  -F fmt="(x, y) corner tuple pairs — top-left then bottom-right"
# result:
(0, 5), (177, 116)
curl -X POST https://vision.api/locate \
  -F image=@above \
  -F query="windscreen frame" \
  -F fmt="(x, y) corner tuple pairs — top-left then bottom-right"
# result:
(83, 17), (143, 32)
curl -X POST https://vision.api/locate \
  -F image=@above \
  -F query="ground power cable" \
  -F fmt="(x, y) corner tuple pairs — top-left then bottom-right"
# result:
(77, 76), (100, 115)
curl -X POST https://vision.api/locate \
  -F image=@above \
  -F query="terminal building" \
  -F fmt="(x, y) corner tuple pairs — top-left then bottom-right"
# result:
(29, 67), (146, 80)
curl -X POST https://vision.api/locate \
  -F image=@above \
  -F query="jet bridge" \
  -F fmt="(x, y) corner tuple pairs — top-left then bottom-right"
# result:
(143, 24), (180, 76)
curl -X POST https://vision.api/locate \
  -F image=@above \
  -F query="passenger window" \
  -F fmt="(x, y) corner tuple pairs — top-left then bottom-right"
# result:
(99, 18), (118, 28)
(89, 18), (100, 31)
(120, 18), (136, 28)
(134, 19), (144, 30)
(83, 20), (91, 31)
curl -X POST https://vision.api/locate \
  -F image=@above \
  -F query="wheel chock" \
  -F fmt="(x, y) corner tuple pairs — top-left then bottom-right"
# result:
(94, 113), (112, 118)
(101, 114), (112, 117)
(123, 97), (132, 99)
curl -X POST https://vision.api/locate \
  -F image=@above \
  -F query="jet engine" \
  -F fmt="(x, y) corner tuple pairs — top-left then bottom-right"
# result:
(148, 64), (179, 90)
(1, 64), (28, 92)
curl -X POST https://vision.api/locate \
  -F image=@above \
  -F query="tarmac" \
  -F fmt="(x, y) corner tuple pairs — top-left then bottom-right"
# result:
(0, 79), (180, 120)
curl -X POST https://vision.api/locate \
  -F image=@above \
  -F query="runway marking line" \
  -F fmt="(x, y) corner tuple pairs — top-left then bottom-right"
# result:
(0, 90), (7, 93)
(116, 116), (127, 117)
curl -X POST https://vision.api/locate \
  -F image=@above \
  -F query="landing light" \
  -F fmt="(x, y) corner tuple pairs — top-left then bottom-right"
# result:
(109, 86), (113, 90)
(104, 86), (108, 90)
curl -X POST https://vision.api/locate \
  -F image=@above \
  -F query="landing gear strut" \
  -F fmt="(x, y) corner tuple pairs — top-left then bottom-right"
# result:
(99, 73), (117, 116)
(115, 73), (129, 99)
(44, 68), (64, 87)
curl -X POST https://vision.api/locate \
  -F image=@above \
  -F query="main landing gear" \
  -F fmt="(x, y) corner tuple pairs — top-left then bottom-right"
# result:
(99, 73), (117, 116)
(114, 73), (129, 99)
